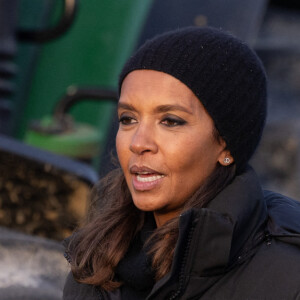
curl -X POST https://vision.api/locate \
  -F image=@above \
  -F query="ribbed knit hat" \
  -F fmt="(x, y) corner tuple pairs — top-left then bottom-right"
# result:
(119, 26), (267, 173)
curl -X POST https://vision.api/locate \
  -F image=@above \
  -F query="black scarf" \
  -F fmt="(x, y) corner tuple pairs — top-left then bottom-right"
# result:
(115, 213), (156, 299)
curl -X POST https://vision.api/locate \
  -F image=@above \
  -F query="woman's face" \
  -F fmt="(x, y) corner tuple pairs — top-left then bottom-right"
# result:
(116, 70), (228, 226)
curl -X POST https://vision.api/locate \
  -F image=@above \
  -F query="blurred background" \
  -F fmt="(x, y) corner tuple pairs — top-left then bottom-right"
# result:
(0, 0), (299, 298)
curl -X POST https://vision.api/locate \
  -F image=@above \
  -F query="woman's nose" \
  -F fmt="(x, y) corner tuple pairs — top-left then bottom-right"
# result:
(129, 124), (158, 155)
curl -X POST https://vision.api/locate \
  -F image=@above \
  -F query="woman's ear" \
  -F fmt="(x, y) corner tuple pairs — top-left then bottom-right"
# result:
(218, 150), (234, 166)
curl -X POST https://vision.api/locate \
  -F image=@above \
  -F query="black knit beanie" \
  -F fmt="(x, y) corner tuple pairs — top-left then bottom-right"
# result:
(119, 26), (267, 174)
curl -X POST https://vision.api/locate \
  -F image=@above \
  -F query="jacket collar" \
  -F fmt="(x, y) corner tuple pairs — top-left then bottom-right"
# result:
(169, 166), (268, 278)
(204, 165), (268, 266)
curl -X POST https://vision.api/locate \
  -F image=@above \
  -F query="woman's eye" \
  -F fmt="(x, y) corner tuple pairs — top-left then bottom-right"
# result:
(161, 117), (186, 127)
(119, 116), (136, 125)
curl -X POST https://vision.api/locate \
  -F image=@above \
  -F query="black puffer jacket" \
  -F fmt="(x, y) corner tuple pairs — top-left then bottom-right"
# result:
(63, 167), (300, 299)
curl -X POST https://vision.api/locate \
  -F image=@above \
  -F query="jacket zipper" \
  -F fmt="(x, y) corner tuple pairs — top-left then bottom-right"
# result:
(168, 225), (196, 300)
(64, 251), (72, 264)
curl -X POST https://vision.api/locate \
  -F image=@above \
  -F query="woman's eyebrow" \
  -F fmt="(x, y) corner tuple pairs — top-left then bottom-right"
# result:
(117, 103), (193, 115)
(117, 102), (137, 112)
(154, 104), (193, 115)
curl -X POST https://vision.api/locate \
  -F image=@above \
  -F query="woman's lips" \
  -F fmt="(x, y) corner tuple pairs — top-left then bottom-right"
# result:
(130, 165), (165, 191)
(136, 174), (164, 182)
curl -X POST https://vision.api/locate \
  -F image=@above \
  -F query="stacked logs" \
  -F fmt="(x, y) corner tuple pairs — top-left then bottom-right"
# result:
(0, 150), (89, 240)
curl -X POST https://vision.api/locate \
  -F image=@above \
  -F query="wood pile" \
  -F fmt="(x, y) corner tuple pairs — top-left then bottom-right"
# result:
(0, 150), (90, 240)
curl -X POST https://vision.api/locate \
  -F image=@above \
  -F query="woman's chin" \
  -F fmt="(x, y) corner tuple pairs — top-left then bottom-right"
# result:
(132, 199), (161, 212)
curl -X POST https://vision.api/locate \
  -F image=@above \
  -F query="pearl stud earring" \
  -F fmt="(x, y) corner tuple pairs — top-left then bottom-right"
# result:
(224, 157), (231, 164)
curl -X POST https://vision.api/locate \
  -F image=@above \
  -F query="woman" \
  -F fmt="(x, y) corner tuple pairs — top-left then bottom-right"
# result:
(63, 27), (300, 299)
